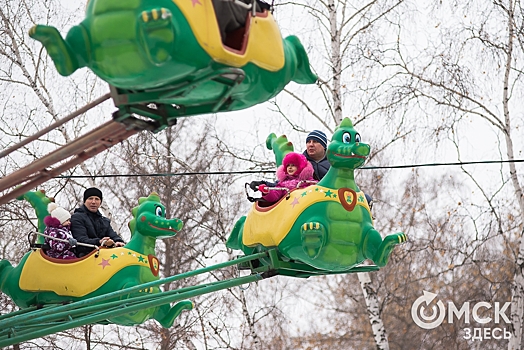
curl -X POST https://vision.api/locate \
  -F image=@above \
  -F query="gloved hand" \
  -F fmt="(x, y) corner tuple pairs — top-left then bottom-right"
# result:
(68, 237), (78, 247)
(249, 180), (265, 191)
(258, 184), (270, 194)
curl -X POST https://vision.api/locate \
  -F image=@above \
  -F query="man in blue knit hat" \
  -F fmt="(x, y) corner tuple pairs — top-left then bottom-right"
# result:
(303, 130), (330, 180)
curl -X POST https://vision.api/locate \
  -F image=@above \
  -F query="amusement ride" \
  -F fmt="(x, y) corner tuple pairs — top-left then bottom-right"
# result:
(0, 0), (406, 346)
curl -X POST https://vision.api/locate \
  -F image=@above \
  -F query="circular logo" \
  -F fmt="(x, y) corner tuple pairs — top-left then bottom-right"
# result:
(411, 291), (446, 329)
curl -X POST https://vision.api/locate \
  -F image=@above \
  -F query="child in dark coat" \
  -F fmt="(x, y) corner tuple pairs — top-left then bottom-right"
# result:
(43, 203), (76, 260)
(259, 152), (317, 202)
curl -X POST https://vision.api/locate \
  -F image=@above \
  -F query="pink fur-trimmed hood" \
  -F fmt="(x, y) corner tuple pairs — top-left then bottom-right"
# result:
(262, 154), (317, 203)
(276, 152), (314, 181)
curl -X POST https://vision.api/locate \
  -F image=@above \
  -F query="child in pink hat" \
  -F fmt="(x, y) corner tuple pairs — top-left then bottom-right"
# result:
(260, 152), (317, 203)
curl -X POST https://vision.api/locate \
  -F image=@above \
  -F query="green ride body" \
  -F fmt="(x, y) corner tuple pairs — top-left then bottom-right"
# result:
(228, 118), (407, 272)
(278, 198), (374, 270)
(29, 0), (317, 113)
(0, 192), (192, 327)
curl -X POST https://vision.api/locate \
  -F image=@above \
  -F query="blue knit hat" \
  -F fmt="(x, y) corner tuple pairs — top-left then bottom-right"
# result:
(306, 130), (327, 149)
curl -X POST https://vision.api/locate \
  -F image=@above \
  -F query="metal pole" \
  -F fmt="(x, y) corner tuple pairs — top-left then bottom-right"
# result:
(0, 120), (123, 189)
(0, 273), (265, 347)
(0, 126), (138, 205)
(14, 272), (266, 328)
(0, 121), (141, 205)
(0, 93), (111, 159)
(32, 231), (98, 249)
(0, 251), (269, 329)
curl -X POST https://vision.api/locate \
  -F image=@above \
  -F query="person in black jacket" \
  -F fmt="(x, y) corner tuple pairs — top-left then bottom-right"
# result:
(70, 187), (125, 257)
(303, 130), (330, 181)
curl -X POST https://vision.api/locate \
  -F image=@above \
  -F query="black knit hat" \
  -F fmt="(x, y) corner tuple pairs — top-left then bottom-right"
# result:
(84, 187), (103, 202)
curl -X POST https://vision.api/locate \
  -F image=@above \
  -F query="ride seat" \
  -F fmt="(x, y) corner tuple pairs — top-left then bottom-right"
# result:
(213, 0), (267, 51)
(256, 199), (276, 208)
(224, 20), (247, 51)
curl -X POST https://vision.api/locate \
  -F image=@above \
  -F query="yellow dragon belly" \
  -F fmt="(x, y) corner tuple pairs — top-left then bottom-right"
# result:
(243, 186), (372, 247)
(19, 248), (154, 297)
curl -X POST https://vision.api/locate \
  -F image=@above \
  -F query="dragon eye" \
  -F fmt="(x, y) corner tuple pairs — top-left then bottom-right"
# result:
(155, 206), (163, 217)
(355, 133), (361, 143)
(342, 132), (351, 144)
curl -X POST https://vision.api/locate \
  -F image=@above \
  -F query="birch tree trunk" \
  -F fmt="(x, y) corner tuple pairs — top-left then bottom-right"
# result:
(359, 272), (389, 350)
(328, 0), (343, 125)
(353, 0), (524, 347)
(239, 289), (261, 350)
(279, 0), (397, 346)
(505, 1), (524, 347)
(325, 1), (390, 345)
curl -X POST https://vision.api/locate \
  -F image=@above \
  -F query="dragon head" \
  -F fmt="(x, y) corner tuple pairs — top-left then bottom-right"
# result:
(129, 192), (183, 239)
(326, 117), (370, 169)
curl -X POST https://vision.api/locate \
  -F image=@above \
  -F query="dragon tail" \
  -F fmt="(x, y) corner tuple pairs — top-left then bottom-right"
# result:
(17, 190), (53, 241)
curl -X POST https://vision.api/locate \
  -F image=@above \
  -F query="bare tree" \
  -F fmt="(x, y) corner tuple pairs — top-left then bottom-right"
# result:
(347, 0), (524, 348)
(270, 1), (409, 348)
(6, 0), (521, 349)
(0, 2), (110, 347)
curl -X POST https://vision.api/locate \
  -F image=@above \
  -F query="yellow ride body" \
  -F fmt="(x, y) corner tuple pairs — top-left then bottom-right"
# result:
(19, 247), (158, 297)
(243, 185), (372, 247)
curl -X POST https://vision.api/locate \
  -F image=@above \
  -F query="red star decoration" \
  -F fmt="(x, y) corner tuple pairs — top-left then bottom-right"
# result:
(290, 197), (300, 208)
(98, 258), (111, 269)
(191, 0), (202, 6)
